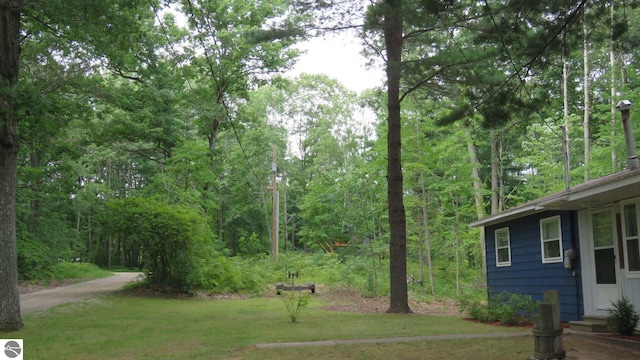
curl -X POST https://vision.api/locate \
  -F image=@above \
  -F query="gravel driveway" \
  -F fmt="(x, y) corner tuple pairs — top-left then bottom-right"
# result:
(19, 272), (143, 314)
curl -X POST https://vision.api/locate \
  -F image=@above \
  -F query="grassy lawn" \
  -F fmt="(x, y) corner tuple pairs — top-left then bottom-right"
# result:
(17, 291), (640, 360)
(17, 294), (532, 359)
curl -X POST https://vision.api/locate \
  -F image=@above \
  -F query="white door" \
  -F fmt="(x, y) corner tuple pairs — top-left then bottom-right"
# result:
(591, 208), (620, 310)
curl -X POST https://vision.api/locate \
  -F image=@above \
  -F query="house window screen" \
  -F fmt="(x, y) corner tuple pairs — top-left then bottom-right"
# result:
(622, 201), (640, 274)
(595, 248), (617, 284)
(495, 228), (511, 267)
(540, 216), (563, 263)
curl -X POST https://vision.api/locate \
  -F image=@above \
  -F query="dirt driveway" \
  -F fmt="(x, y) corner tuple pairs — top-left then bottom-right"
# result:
(19, 272), (143, 314)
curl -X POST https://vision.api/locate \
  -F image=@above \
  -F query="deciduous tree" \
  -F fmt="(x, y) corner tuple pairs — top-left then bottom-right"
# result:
(0, 0), (25, 332)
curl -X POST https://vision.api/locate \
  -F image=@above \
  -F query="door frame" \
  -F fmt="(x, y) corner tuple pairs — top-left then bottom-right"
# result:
(578, 206), (622, 316)
(589, 207), (621, 311)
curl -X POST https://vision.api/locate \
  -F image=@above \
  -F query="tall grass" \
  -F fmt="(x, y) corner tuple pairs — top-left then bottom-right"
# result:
(49, 262), (113, 280)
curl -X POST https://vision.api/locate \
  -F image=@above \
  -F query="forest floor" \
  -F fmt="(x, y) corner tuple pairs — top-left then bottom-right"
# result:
(315, 286), (460, 316)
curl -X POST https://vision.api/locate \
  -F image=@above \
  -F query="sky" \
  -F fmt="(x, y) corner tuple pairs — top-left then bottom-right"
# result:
(162, 5), (382, 94)
(287, 33), (384, 94)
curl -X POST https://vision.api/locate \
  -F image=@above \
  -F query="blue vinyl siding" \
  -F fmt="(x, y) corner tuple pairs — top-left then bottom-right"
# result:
(485, 211), (583, 322)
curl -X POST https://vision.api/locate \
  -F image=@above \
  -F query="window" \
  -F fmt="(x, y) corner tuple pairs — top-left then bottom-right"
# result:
(621, 200), (640, 276)
(540, 216), (563, 263)
(495, 228), (511, 267)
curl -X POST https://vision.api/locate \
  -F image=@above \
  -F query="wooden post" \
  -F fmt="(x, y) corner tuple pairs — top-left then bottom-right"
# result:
(532, 290), (565, 360)
(544, 290), (563, 353)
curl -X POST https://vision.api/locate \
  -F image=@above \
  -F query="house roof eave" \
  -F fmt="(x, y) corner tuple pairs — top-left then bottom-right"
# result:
(470, 168), (640, 228)
(469, 204), (540, 228)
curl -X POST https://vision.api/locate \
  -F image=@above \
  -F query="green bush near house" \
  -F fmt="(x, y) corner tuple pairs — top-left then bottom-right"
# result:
(608, 297), (640, 336)
(459, 291), (539, 326)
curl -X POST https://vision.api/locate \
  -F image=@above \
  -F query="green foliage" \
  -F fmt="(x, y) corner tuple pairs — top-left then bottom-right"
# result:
(98, 197), (216, 290)
(16, 234), (56, 280)
(186, 254), (263, 294)
(608, 297), (640, 336)
(459, 292), (538, 326)
(281, 291), (310, 323)
(237, 233), (269, 256)
(271, 252), (391, 298)
(49, 262), (111, 281)
(7, 0), (639, 328)
(364, 273), (378, 298)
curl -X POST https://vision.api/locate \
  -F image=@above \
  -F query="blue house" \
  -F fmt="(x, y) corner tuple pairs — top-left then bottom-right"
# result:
(470, 167), (640, 324)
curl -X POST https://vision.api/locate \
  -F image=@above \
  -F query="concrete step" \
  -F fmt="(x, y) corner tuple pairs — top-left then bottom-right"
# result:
(569, 320), (610, 333)
(582, 315), (608, 324)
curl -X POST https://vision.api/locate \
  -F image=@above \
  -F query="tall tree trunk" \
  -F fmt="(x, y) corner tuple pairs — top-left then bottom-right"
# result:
(464, 125), (486, 274)
(383, 0), (411, 313)
(583, 8), (590, 181)
(283, 183), (288, 252)
(369, 193), (380, 294)
(452, 195), (461, 297)
(106, 158), (112, 269)
(421, 202), (435, 295)
(490, 129), (499, 214)
(498, 135), (505, 210)
(419, 172), (435, 295)
(610, 1), (617, 170)
(562, 36), (572, 187)
(0, 0), (24, 332)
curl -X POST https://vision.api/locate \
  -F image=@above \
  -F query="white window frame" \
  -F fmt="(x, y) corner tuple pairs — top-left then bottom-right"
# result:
(540, 216), (563, 264)
(495, 227), (511, 267)
(621, 198), (640, 278)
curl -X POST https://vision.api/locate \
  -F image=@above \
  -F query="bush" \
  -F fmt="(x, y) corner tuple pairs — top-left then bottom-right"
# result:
(237, 233), (269, 256)
(100, 197), (213, 290)
(281, 292), (310, 323)
(459, 291), (538, 326)
(608, 297), (640, 336)
(186, 254), (263, 294)
(17, 235), (56, 280)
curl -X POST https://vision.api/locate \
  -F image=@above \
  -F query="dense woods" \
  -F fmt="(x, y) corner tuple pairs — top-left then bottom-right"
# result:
(2, 0), (640, 331)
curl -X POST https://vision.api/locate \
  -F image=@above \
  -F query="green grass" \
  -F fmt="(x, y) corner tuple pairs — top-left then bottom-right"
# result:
(17, 295), (528, 359)
(50, 262), (113, 281)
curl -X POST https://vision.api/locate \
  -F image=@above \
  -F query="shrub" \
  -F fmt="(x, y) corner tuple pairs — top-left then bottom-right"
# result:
(237, 233), (269, 256)
(17, 235), (55, 280)
(459, 291), (538, 326)
(608, 297), (640, 336)
(187, 254), (263, 294)
(364, 273), (378, 298)
(100, 197), (213, 290)
(281, 292), (310, 323)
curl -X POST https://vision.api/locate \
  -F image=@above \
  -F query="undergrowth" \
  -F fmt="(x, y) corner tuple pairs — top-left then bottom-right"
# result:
(459, 291), (538, 326)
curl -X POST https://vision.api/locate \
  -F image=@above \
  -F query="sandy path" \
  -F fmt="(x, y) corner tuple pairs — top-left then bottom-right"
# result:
(19, 272), (143, 314)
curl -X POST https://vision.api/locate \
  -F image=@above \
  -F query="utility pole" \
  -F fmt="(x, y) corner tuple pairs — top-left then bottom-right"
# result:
(270, 145), (279, 262)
